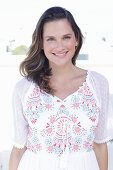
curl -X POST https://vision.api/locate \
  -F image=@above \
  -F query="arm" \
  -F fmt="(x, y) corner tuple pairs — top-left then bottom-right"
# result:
(94, 142), (108, 170)
(9, 146), (27, 170)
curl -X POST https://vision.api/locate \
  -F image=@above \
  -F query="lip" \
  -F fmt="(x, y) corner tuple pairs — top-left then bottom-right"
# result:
(52, 51), (68, 58)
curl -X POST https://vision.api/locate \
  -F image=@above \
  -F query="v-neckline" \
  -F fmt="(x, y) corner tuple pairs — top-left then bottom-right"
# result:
(51, 70), (90, 102)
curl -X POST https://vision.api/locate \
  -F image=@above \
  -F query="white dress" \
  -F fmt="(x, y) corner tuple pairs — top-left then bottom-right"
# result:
(12, 70), (113, 170)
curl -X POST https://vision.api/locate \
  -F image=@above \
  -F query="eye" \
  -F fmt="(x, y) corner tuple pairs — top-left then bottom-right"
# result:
(64, 36), (71, 40)
(47, 37), (54, 41)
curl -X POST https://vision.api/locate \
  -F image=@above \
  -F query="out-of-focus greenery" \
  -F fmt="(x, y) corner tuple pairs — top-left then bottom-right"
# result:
(12, 45), (28, 55)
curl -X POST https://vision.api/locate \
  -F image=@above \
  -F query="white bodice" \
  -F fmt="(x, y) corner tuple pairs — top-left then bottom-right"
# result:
(12, 70), (113, 155)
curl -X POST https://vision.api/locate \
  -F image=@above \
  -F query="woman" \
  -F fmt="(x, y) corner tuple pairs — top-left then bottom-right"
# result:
(9, 6), (113, 170)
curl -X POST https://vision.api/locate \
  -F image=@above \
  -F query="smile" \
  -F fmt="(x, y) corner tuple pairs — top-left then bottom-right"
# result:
(53, 51), (68, 58)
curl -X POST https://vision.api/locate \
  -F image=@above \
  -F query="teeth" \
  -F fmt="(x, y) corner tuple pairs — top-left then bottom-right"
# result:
(56, 54), (64, 56)
(54, 53), (66, 56)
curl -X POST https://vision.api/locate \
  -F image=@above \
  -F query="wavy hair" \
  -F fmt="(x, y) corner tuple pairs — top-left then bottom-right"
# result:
(20, 6), (83, 94)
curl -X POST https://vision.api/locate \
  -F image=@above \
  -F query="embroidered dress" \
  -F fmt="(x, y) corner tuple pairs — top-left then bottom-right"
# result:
(12, 70), (113, 170)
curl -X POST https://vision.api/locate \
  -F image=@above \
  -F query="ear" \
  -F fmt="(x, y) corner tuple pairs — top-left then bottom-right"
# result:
(75, 46), (77, 49)
(75, 43), (78, 49)
(75, 39), (78, 48)
(75, 40), (78, 47)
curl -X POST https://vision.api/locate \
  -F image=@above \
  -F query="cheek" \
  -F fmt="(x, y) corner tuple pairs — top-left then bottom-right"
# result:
(43, 42), (56, 52)
(65, 41), (76, 50)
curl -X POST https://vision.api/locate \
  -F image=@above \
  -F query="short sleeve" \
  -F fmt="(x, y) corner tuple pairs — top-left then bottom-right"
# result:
(12, 79), (29, 149)
(91, 71), (113, 143)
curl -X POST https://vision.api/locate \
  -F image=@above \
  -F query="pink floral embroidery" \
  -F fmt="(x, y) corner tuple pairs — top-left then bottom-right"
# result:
(84, 142), (93, 151)
(24, 82), (100, 155)
(57, 100), (61, 102)
(84, 142), (89, 147)
(29, 85), (40, 98)
(71, 115), (77, 123)
(45, 104), (53, 109)
(46, 124), (53, 134)
(56, 117), (71, 136)
(73, 145), (79, 150)
(72, 103), (80, 108)
(47, 146), (54, 152)
(28, 141), (41, 153)
(74, 126), (81, 133)
(49, 116), (56, 124)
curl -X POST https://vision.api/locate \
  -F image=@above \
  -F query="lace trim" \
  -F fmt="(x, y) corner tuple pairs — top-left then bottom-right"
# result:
(94, 136), (113, 144)
(13, 142), (26, 149)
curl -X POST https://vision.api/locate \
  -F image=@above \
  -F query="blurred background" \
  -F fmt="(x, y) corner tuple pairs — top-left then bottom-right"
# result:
(0, 0), (113, 153)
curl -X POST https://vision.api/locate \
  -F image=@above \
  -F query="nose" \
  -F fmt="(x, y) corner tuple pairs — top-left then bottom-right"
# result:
(55, 40), (64, 50)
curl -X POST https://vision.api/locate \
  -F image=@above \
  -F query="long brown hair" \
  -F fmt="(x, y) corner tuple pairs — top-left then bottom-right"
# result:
(20, 6), (83, 94)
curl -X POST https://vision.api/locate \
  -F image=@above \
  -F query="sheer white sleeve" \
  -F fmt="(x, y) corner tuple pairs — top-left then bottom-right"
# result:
(89, 71), (113, 143)
(12, 78), (31, 149)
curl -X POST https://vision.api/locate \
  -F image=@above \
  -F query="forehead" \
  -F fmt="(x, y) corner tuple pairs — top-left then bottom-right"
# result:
(43, 19), (74, 36)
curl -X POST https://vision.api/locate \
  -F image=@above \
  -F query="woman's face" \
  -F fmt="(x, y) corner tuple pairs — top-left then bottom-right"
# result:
(42, 19), (78, 67)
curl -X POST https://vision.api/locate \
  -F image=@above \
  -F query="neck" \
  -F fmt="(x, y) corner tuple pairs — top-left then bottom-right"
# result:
(50, 63), (77, 82)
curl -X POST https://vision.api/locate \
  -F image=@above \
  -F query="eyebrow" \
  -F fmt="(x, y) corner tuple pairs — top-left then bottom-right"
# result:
(44, 33), (73, 38)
